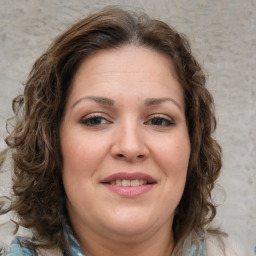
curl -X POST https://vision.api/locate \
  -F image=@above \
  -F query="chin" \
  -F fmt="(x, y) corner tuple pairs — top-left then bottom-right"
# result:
(100, 209), (165, 238)
(107, 222), (153, 238)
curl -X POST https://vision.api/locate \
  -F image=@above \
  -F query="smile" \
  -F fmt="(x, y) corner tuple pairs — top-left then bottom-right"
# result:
(109, 179), (147, 186)
(101, 172), (156, 184)
(101, 172), (157, 197)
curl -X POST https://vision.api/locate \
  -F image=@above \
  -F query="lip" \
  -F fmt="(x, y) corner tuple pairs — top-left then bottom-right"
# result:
(101, 172), (157, 198)
(101, 172), (156, 183)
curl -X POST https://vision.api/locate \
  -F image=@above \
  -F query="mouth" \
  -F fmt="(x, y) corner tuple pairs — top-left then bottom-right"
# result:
(101, 172), (157, 186)
(100, 172), (156, 197)
(103, 179), (154, 186)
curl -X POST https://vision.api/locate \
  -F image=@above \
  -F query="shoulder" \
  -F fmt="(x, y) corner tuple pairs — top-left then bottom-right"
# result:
(6, 236), (35, 256)
(6, 237), (62, 256)
(205, 232), (254, 256)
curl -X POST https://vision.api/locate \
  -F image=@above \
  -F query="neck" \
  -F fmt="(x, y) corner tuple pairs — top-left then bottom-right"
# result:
(73, 225), (174, 256)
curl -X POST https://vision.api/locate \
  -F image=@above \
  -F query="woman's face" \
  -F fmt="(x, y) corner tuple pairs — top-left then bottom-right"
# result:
(60, 46), (190, 241)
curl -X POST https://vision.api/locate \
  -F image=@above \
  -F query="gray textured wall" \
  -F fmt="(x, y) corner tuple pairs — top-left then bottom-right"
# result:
(0, 0), (255, 251)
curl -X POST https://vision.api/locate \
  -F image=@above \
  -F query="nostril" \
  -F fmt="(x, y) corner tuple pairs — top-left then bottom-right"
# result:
(117, 154), (124, 158)
(137, 155), (144, 158)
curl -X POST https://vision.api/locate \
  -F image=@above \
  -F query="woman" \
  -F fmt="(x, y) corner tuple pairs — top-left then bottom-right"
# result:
(0, 7), (249, 256)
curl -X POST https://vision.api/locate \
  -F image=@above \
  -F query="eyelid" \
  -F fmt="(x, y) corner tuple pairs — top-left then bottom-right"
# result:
(81, 112), (103, 120)
(145, 113), (175, 126)
(80, 112), (112, 126)
(84, 112), (103, 118)
(148, 113), (174, 121)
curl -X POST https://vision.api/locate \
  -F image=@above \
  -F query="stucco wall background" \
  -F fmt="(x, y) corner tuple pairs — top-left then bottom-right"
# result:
(0, 0), (255, 252)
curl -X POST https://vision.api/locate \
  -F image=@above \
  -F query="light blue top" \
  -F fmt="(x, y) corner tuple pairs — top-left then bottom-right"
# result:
(6, 228), (85, 256)
(6, 229), (207, 256)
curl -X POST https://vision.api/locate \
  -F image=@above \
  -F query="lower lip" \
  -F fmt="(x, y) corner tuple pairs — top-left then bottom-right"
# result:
(102, 184), (155, 197)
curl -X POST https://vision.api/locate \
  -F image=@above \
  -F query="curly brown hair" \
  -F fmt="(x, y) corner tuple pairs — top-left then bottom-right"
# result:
(0, 7), (222, 255)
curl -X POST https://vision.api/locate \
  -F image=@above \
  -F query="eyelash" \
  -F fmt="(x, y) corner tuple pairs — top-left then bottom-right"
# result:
(80, 113), (111, 127)
(145, 115), (174, 127)
(80, 114), (174, 127)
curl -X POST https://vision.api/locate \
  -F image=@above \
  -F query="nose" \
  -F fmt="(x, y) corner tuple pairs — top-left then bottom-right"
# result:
(111, 123), (149, 162)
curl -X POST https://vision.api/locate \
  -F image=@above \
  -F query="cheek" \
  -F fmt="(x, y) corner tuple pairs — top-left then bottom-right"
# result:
(61, 136), (99, 201)
(61, 131), (106, 169)
(154, 136), (190, 172)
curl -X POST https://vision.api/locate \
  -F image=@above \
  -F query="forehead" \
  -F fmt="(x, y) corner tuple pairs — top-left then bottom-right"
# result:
(74, 45), (177, 80)
(68, 45), (184, 107)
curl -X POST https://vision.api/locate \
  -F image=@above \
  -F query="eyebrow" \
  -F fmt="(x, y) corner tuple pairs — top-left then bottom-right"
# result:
(145, 97), (182, 111)
(72, 96), (115, 108)
(72, 96), (182, 111)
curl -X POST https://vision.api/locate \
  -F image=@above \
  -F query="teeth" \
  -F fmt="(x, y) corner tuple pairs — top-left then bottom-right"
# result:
(122, 180), (130, 186)
(131, 179), (139, 186)
(110, 179), (147, 186)
(116, 180), (122, 186)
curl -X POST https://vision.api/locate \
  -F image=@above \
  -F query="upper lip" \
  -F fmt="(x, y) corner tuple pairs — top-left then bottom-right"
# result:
(101, 172), (157, 184)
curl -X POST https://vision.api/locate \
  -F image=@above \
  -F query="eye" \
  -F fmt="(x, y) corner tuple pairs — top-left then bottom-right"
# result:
(146, 115), (174, 127)
(80, 113), (111, 127)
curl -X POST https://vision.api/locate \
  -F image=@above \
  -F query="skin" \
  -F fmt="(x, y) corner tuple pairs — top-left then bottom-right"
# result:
(60, 45), (191, 256)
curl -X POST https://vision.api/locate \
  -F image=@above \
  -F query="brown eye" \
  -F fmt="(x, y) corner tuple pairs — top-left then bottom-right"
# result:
(81, 114), (110, 127)
(150, 118), (173, 126)
(145, 115), (175, 127)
